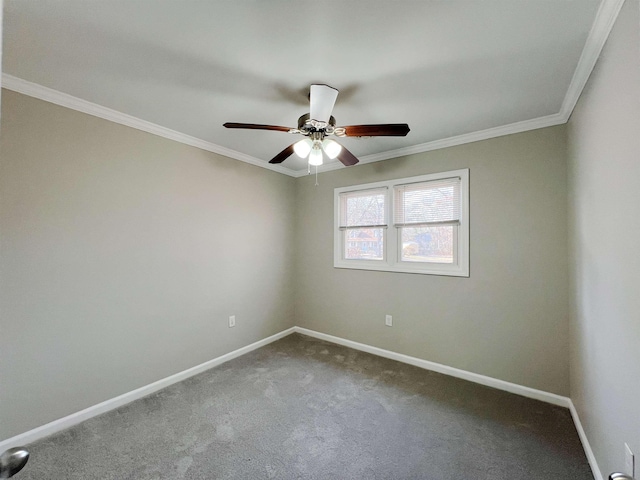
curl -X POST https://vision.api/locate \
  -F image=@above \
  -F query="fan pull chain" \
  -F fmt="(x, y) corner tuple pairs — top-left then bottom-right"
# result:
(315, 165), (319, 186)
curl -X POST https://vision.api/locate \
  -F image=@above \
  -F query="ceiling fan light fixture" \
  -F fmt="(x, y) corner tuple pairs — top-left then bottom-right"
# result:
(224, 83), (409, 168)
(308, 147), (323, 166)
(293, 138), (312, 158)
(322, 139), (342, 159)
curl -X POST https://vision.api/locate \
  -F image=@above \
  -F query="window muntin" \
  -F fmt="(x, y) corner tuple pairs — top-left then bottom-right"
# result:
(334, 169), (469, 277)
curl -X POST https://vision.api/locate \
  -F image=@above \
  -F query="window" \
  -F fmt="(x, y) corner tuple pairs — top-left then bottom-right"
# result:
(334, 169), (469, 276)
(338, 188), (387, 261)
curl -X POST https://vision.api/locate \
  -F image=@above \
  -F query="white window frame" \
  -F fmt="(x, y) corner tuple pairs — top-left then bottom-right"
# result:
(334, 169), (469, 277)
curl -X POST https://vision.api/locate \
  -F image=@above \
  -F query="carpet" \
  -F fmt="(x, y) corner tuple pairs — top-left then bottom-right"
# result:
(17, 333), (591, 479)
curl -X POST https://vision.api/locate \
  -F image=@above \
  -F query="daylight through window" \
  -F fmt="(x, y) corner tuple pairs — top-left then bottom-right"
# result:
(339, 188), (387, 261)
(334, 169), (469, 276)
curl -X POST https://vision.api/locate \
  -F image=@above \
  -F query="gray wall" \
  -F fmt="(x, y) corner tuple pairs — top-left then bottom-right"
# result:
(7, 15), (636, 453)
(567, 0), (640, 477)
(295, 127), (570, 395)
(0, 90), (296, 440)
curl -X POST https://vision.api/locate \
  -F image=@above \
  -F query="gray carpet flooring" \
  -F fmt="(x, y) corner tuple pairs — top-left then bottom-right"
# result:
(18, 333), (591, 479)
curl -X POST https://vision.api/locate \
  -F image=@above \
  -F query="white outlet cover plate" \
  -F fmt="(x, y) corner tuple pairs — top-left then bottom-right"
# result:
(229, 315), (236, 328)
(385, 315), (392, 327)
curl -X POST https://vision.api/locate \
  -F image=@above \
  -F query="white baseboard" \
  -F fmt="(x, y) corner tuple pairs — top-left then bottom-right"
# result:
(1, 325), (599, 480)
(293, 327), (603, 480)
(569, 400), (603, 480)
(294, 326), (571, 407)
(0, 327), (295, 451)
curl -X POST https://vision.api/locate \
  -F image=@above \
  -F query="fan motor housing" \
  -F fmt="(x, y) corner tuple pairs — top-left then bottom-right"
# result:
(297, 113), (336, 131)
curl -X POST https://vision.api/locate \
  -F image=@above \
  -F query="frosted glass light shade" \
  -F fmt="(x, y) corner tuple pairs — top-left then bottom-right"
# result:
(322, 139), (342, 159)
(308, 148), (323, 166)
(294, 139), (312, 158)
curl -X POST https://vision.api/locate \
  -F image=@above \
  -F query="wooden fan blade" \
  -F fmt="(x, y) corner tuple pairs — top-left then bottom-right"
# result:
(224, 122), (292, 132)
(269, 144), (296, 164)
(341, 124), (410, 137)
(336, 144), (359, 166)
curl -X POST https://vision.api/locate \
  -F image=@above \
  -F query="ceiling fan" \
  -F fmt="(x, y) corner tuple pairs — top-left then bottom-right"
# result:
(223, 84), (410, 167)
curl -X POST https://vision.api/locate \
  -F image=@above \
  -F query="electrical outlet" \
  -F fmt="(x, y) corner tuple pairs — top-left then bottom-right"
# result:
(625, 443), (635, 477)
(385, 314), (393, 327)
(228, 315), (236, 328)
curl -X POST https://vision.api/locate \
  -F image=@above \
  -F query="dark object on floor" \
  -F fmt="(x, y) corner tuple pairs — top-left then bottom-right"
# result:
(0, 447), (30, 478)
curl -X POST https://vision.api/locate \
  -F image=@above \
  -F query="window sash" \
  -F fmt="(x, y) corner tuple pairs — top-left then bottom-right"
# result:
(338, 187), (387, 228)
(342, 226), (386, 262)
(397, 224), (458, 265)
(393, 177), (461, 227)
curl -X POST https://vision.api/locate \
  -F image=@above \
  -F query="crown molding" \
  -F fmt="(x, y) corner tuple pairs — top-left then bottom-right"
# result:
(559, 0), (625, 121)
(1, 74), (297, 178)
(2, 0), (623, 179)
(299, 112), (566, 177)
(293, 0), (624, 177)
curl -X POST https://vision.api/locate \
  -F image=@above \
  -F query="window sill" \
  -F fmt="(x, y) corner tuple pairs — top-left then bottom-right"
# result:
(333, 260), (469, 277)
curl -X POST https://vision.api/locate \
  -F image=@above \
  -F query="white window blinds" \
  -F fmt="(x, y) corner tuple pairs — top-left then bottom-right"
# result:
(393, 177), (461, 227)
(339, 188), (387, 229)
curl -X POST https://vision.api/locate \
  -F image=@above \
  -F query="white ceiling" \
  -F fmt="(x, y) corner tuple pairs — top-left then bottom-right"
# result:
(3, 0), (610, 175)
